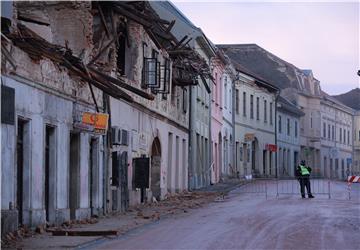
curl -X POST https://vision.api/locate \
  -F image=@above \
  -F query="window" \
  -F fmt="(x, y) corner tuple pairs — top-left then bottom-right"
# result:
(278, 115), (282, 133)
(359, 130), (360, 141)
(117, 34), (126, 75)
(344, 129), (346, 144)
(347, 130), (350, 145)
(328, 124), (330, 139)
(323, 122), (326, 138)
(161, 58), (171, 99)
(182, 88), (188, 113)
(332, 125), (335, 141)
(239, 147), (243, 161)
(235, 89), (239, 114)
(142, 46), (170, 98)
(214, 73), (217, 102)
(264, 100), (267, 123)
(243, 92), (246, 117)
(310, 113), (313, 128)
(224, 76), (228, 108)
(247, 148), (250, 163)
(229, 89), (232, 112)
(270, 102), (273, 125)
(339, 128), (342, 143)
(142, 45), (158, 88)
(295, 121), (298, 137)
(256, 97), (259, 120)
(287, 118), (290, 136)
(250, 94), (254, 119)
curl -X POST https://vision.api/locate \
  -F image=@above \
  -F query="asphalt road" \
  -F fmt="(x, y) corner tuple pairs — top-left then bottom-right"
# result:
(89, 180), (360, 250)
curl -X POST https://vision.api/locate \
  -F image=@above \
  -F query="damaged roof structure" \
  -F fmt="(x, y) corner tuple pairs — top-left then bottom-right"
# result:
(1, 1), (212, 106)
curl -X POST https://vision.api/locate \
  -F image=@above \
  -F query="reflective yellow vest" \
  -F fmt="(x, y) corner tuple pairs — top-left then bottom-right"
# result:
(300, 165), (310, 175)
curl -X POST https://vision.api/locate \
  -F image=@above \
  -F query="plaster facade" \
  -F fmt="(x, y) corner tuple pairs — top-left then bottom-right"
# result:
(210, 57), (224, 184)
(234, 72), (277, 177)
(353, 111), (360, 175)
(221, 69), (235, 179)
(320, 97), (353, 180)
(277, 97), (303, 177)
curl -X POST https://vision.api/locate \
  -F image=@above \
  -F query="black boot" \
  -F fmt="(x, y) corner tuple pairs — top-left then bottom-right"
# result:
(308, 194), (314, 198)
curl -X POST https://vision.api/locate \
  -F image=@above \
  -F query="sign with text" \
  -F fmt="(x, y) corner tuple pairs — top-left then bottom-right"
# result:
(74, 112), (109, 134)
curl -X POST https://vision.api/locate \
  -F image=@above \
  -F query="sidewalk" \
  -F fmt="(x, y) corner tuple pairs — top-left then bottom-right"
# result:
(2, 179), (244, 249)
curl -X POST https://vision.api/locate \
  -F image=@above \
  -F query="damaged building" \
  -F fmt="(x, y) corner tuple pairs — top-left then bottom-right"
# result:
(1, 1), (212, 233)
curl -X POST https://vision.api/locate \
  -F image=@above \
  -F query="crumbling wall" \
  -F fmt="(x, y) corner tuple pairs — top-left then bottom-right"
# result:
(2, 2), (103, 109)
(15, 1), (93, 60)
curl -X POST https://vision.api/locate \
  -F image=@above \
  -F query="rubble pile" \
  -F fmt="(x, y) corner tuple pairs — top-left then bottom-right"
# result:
(131, 191), (224, 220)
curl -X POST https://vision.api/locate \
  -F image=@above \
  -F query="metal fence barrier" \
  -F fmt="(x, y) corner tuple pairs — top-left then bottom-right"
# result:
(235, 179), (268, 199)
(276, 177), (331, 199)
(234, 177), (360, 201)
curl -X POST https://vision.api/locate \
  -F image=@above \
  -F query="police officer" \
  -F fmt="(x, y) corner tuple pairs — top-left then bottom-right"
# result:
(296, 160), (315, 198)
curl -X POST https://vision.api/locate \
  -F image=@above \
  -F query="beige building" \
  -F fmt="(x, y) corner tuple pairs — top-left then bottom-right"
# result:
(319, 94), (353, 179)
(332, 88), (360, 176)
(353, 111), (360, 175)
(219, 44), (356, 179)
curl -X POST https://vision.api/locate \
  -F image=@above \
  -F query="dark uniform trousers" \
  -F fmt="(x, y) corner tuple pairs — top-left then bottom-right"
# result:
(299, 176), (311, 196)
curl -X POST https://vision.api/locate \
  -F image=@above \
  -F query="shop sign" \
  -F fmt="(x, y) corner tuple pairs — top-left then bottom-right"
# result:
(74, 112), (109, 134)
(266, 144), (278, 152)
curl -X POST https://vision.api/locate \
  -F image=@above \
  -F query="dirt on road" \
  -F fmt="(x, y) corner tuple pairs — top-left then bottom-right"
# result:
(1, 190), (225, 249)
(93, 180), (360, 250)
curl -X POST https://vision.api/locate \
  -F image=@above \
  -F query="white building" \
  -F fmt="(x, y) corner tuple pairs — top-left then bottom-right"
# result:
(232, 64), (278, 177)
(221, 64), (236, 178)
(277, 96), (304, 177)
(1, 2), (106, 232)
(107, 17), (190, 205)
(151, 1), (215, 189)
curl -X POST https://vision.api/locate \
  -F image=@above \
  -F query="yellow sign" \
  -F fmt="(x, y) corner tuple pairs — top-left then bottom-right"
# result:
(82, 112), (109, 133)
(244, 133), (255, 142)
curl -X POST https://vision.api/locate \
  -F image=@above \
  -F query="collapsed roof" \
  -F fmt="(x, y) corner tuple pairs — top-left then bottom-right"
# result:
(1, 1), (212, 103)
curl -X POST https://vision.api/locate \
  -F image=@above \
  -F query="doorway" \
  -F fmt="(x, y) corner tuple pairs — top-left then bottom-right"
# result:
(269, 152), (272, 176)
(294, 151), (299, 175)
(17, 119), (26, 225)
(89, 138), (99, 216)
(119, 151), (129, 211)
(45, 125), (56, 223)
(251, 139), (257, 172)
(151, 137), (161, 200)
(69, 133), (80, 220)
(262, 150), (266, 175)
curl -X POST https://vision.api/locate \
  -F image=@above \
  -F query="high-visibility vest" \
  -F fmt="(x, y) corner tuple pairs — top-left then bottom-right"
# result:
(300, 165), (310, 176)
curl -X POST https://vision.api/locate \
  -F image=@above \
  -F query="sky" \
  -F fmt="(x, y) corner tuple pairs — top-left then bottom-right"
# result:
(172, 1), (360, 95)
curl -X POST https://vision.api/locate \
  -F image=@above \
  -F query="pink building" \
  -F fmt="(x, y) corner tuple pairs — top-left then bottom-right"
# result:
(211, 55), (226, 184)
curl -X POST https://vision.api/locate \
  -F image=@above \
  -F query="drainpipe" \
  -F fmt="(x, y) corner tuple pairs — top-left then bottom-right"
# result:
(103, 93), (111, 214)
(208, 78), (212, 187)
(188, 85), (193, 190)
(275, 90), (280, 178)
(232, 76), (236, 178)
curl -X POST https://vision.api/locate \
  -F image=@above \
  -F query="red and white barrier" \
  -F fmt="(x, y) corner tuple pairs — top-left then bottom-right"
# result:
(347, 176), (360, 183)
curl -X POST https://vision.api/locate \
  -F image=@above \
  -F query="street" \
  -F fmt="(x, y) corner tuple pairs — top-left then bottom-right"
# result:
(87, 180), (360, 250)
